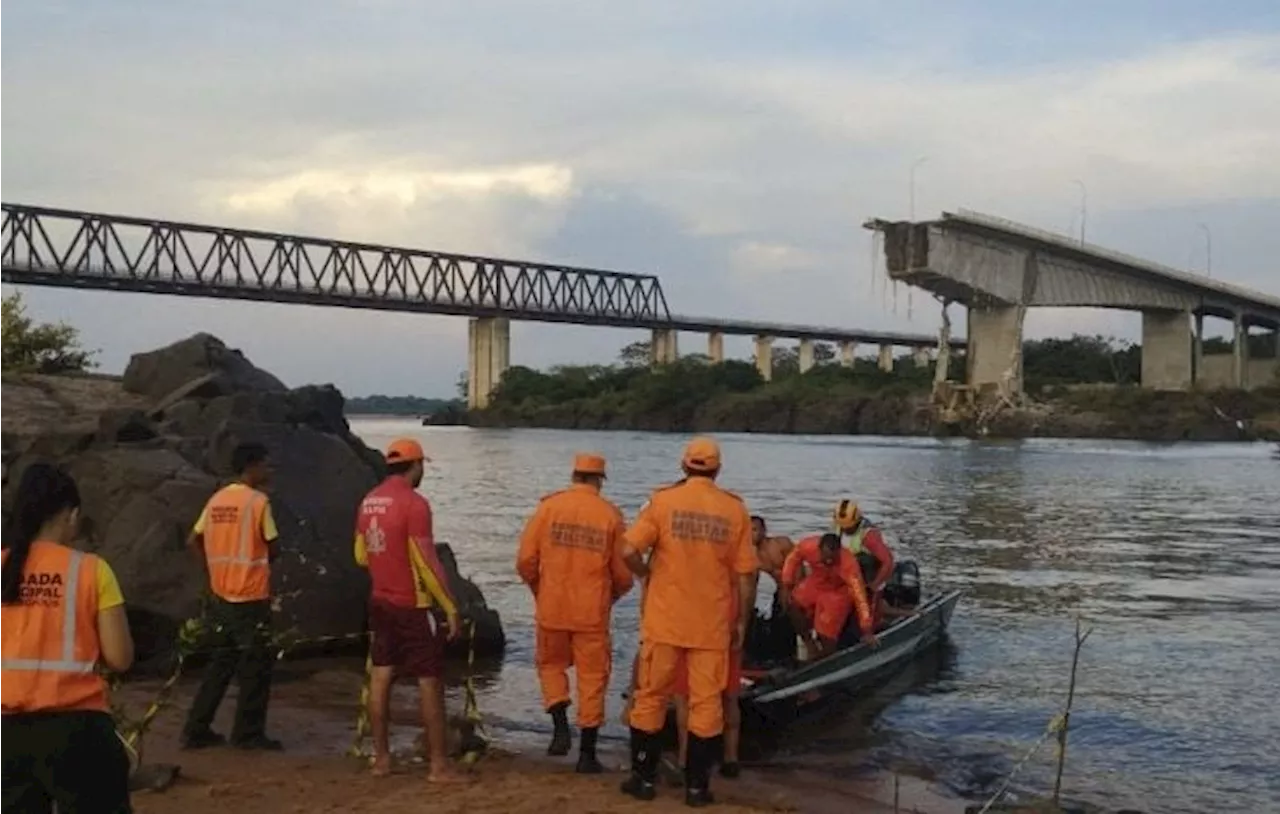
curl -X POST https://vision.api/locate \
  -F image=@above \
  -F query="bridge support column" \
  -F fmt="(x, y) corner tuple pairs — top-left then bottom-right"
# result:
(839, 340), (856, 368)
(650, 328), (679, 367)
(754, 335), (773, 381)
(912, 347), (930, 368)
(798, 339), (815, 373)
(877, 344), (893, 372)
(1140, 309), (1193, 391)
(707, 331), (724, 363)
(1233, 312), (1247, 389)
(966, 305), (1022, 392)
(1193, 312), (1205, 387)
(467, 317), (510, 410)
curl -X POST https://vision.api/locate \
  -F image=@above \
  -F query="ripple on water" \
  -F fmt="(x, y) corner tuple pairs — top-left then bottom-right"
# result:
(350, 423), (1280, 814)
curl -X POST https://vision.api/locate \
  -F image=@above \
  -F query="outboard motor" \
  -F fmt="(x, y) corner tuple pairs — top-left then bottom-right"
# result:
(883, 560), (921, 609)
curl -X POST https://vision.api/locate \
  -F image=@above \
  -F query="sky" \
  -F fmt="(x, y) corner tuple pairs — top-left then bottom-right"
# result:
(3, 0), (1279, 397)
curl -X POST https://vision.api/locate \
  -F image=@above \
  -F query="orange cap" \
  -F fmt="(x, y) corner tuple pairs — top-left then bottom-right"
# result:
(572, 453), (607, 477)
(681, 436), (721, 473)
(385, 438), (428, 464)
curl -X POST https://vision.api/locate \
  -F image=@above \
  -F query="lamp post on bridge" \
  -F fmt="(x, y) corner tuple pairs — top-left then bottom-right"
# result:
(1072, 179), (1087, 245)
(1197, 223), (1212, 278)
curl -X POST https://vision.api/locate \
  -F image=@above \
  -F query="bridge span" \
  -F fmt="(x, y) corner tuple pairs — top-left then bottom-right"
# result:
(865, 210), (1280, 393)
(2, 203), (961, 408)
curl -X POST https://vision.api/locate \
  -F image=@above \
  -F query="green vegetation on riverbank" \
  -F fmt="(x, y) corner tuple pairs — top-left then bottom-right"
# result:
(471, 335), (1280, 440)
(345, 394), (463, 416)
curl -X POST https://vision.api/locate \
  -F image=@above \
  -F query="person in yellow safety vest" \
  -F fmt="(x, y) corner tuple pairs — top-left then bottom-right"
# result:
(833, 499), (895, 596)
(2, 462), (136, 814)
(181, 441), (283, 751)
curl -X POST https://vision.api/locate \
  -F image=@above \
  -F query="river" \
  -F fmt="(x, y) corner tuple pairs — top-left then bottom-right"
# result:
(349, 420), (1280, 814)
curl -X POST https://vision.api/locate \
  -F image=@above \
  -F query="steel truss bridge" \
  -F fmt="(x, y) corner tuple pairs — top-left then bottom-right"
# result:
(1, 203), (959, 349)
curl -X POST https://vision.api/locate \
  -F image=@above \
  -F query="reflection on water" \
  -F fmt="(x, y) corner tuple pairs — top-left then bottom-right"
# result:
(351, 422), (1280, 814)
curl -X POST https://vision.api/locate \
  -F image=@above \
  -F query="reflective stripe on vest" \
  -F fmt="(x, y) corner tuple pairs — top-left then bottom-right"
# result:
(206, 491), (268, 570)
(0, 549), (96, 674)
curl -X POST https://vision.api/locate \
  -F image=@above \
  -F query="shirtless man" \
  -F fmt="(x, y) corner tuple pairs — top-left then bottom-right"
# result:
(751, 516), (793, 587)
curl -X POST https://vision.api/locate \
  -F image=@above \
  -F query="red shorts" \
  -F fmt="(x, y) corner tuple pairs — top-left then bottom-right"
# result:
(672, 649), (743, 698)
(368, 598), (444, 679)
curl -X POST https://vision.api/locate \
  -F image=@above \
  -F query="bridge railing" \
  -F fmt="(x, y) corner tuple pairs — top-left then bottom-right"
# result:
(0, 203), (673, 325)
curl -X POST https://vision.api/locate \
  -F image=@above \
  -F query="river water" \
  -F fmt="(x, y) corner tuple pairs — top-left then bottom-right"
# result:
(349, 420), (1280, 814)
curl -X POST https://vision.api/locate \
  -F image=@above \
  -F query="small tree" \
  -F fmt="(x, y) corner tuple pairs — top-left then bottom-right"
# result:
(618, 340), (652, 368)
(1, 292), (97, 374)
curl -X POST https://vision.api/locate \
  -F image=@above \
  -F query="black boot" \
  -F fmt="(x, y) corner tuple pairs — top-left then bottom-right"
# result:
(575, 727), (604, 774)
(684, 735), (715, 808)
(547, 702), (571, 756)
(620, 728), (658, 801)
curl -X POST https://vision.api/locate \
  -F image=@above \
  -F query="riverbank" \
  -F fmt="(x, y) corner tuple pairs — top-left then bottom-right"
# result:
(118, 665), (961, 814)
(468, 382), (1280, 442)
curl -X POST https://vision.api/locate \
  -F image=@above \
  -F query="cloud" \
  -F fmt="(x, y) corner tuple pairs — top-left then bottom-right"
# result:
(2, 2), (1278, 395)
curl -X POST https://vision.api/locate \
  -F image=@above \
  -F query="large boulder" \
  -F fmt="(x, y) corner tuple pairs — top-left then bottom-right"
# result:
(2, 335), (506, 667)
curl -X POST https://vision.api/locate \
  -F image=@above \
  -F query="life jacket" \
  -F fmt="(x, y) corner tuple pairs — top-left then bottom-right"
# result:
(2, 542), (109, 714)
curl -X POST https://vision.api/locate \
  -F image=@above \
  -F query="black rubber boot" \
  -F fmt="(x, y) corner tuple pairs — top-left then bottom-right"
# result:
(620, 728), (658, 801)
(684, 735), (715, 808)
(547, 702), (572, 756)
(575, 727), (604, 774)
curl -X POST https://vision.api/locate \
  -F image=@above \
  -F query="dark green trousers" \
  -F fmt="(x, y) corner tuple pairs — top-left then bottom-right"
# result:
(182, 597), (274, 743)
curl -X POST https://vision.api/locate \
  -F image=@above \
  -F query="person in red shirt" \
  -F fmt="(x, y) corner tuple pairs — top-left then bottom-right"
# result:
(780, 533), (878, 660)
(354, 438), (466, 784)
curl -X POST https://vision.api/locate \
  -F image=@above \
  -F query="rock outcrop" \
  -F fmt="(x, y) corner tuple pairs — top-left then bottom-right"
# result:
(2, 334), (504, 666)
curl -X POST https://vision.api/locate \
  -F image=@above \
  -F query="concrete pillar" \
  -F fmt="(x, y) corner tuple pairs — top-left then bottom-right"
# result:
(467, 317), (510, 410)
(1193, 311), (1204, 387)
(798, 339), (815, 374)
(839, 340), (856, 367)
(878, 344), (893, 372)
(1140, 309), (1193, 391)
(707, 331), (724, 364)
(754, 335), (773, 382)
(966, 305), (1023, 391)
(650, 328), (678, 367)
(912, 347), (930, 368)
(1233, 313), (1247, 389)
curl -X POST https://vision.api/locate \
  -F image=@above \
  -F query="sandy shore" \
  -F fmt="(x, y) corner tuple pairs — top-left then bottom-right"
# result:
(118, 667), (964, 814)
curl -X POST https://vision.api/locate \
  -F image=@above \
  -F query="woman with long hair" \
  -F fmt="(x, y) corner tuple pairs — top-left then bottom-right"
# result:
(2, 462), (135, 814)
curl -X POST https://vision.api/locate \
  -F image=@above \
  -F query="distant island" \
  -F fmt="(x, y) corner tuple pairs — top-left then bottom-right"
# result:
(345, 394), (465, 423)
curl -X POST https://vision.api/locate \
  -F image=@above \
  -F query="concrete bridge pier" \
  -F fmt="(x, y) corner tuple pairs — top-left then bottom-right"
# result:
(798, 339), (816, 373)
(966, 305), (1022, 391)
(754, 335), (774, 381)
(707, 331), (724, 363)
(1232, 312), (1247, 389)
(650, 328), (679, 367)
(467, 317), (511, 409)
(912, 347), (930, 368)
(877, 344), (894, 372)
(840, 340), (856, 367)
(1140, 309), (1193, 391)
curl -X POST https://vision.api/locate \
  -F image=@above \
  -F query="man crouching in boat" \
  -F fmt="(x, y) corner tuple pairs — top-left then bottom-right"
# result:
(779, 533), (878, 660)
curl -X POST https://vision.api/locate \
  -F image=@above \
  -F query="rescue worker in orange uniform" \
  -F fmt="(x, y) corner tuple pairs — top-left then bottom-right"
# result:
(780, 533), (878, 660)
(182, 441), (283, 751)
(2, 463), (136, 814)
(355, 438), (465, 784)
(621, 436), (757, 807)
(516, 453), (633, 773)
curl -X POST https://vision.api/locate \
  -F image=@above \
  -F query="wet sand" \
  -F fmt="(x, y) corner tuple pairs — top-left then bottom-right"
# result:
(119, 666), (963, 814)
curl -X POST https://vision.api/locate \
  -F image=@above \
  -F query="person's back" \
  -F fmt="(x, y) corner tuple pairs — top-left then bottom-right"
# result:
(2, 462), (135, 814)
(199, 482), (273, 603)
(519, 480), (629, 633)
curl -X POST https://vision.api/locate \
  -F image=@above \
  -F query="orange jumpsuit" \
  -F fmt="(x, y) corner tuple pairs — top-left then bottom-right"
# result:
(517, 483), (632, 728)
(626, 477), (757, 739)
(782, 536), (874, 642)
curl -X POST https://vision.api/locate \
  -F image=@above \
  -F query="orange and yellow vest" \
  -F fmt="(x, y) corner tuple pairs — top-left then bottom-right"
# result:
(201, 484), (272, 602)
(2, 541), (110, 714)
